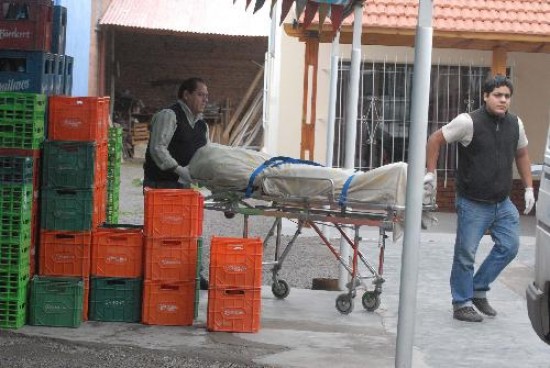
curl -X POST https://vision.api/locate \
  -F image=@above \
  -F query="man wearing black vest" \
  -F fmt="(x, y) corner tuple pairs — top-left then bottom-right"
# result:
(424, 75), (535, 322)
(143, 77), (209, 289)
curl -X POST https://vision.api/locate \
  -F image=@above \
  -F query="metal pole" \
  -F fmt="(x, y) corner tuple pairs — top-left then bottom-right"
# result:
(325, 31), (340, 167)
(339, 2), (363, 290)
(395, 1), (433, 367)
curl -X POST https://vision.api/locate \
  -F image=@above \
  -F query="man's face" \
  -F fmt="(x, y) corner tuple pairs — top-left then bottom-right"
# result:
(483, 85), (512, 117)
(184, 82), (208, 115)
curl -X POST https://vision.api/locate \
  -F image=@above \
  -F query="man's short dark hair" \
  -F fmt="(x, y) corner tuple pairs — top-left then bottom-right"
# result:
(177, 77), (206, 99)
(482, 74), (514, 96)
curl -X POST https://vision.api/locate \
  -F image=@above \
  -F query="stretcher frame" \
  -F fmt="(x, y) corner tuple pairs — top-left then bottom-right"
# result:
(202, 175), (433, 314)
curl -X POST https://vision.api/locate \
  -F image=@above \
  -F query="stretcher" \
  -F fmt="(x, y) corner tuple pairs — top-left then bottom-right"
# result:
(190, 144), (435, 313)
(201, 174), (436, 315)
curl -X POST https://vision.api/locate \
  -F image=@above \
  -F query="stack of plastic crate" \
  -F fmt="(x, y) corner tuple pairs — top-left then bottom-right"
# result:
(35, 96), (110, 323)
(0, 91), (45, 329)
(89, 224), (143, 323)
(141, 188), (203, 326)
(207, 237), (263, 333)
(0, 1), (73, 96)
(106, 126), (122, 224)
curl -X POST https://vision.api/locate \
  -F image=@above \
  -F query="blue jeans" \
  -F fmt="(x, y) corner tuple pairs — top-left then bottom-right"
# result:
(451, 195), (519, 307)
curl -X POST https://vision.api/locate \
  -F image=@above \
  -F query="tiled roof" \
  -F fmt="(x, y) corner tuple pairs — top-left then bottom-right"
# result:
(354, 0), (550, 36)
(99, 0), (271, 37)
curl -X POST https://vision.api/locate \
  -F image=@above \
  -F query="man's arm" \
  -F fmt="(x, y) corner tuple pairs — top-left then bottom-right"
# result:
(149, 109), (179, 171)
(515, 147), (533, 188)
(426, 129), (447, 172)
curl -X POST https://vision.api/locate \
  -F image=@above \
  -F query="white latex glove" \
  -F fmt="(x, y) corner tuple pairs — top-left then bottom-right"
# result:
(423, 172), (437, 205)
(524, 187), (535, 215)
(174, 165), (192, 185)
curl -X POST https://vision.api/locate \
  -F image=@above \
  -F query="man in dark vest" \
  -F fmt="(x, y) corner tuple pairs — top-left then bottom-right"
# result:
(424, 75), (535, 322)
(143, 77), (209, 289)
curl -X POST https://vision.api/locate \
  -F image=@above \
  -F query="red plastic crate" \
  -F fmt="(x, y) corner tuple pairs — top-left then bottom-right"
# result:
(141, 280), (195, 326)
(47, 96), (110, 142)
(83, 277), (89, 322)
(93, 183), (107, 228)
(38, 230), (91, 277)
(207, 288), (261, 333)
(144, 237), (197, 281)
(209, 237), (263, 289)
(0, 0), (53, 52)
(91, 226), (144, 278)
(143, 188), (203, 237)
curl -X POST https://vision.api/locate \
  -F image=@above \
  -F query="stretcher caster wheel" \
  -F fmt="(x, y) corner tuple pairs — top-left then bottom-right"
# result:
(224, 211), (235, 219)
(362, 291), (381, 312)
(272, 279), (290, 299)
(335, 293), (354, 314)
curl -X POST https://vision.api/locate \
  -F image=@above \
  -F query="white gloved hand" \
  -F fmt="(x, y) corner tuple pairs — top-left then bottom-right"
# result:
(423, 172), (437, 205)
(524, 187), (535, 215)
(174, 165), (192, 185)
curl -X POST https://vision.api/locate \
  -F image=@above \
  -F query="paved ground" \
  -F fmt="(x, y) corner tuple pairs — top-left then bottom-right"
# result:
(2, 158), (549, 368)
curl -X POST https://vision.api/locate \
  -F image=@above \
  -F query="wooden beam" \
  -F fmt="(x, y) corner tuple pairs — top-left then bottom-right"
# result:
(300, 37), (319, 160)
(492, 46), (507, 76)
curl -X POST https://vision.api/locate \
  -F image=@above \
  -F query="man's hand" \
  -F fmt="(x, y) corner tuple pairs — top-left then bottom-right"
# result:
(524, 187), (535, 215)
(174, 165), (192, 185)
(423, 172), (437, 205)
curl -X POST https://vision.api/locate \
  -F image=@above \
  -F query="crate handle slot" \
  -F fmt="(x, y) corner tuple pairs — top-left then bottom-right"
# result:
(161, 240), (183, 247)
(106, 279), (127, 286)
(224, 289), (245, 296)
(160, 284), (179, 291)
(56, 189), (77, 195)
(55, 234), (76, 239)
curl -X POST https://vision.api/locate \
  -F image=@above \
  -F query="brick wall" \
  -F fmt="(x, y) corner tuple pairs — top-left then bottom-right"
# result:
(110, 30), (267, 113)
(435, 177), (540, 215)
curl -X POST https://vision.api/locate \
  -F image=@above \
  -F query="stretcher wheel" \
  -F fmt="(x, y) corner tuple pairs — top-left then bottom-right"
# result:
(362, 291), (381, 312)
(335, 293), (354, 314)
(272, 279), (290, 299)
(224, 211), (235, 219)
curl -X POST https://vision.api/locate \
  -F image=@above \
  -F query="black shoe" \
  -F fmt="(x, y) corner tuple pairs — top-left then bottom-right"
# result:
(472, 298), (497, 316)
(453, 306), (483, 322)
(200, 276), (209, 290)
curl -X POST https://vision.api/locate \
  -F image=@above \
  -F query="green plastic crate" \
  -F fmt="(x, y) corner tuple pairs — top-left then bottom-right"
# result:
(0, 268), (30, 302)
(28, 276), (83, 328)
(0, 118), (44, 149)
(42, 140), (97, 188)
(40, 188), (94, 231)
(0, 299), (26, 329)
(0, 92), (47, 119)
(0, 183), (33, 215)
(0, 242), (30, 272)
(89, 277), (142, 323)
(0, 156), (34, 184)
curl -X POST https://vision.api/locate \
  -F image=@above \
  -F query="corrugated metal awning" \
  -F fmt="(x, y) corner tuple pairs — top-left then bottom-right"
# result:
(99, 0), (271, 37)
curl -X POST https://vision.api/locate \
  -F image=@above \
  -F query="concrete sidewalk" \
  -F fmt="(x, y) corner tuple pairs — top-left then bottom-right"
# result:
(12, 213), (550, 368)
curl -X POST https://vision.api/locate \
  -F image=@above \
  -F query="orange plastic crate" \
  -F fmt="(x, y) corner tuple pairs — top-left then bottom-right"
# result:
(93, 183), (107, 228)
(209, 237), (263, 289)
(38, 230), (91, 277)
(48, 96), (110, 142)
(144, 237), (197, 281)
(207, 288), (261, 333)
(143, 188), (203, 237)
(142, 280), (195, 326)
(91, 227), (144, 278)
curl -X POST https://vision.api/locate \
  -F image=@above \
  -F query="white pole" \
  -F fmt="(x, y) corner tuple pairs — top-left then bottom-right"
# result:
(339, 2), (363, 290)
(395, 1), (433, 367)
(325, 31), (340, 167)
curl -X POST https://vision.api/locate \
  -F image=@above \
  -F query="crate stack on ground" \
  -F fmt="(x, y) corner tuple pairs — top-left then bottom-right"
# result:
(34, 96), (110, 326)
(89, 224), (143, 323)
(106, 126), (123, 224)
(142, 188), (204, 326)
(0, 1), (72, 97)
(207, 237), (263, 333)
(0, 92), (46, 329)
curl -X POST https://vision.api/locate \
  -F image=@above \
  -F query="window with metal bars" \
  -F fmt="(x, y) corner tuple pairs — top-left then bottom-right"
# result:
(333, 62), (505, 176)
